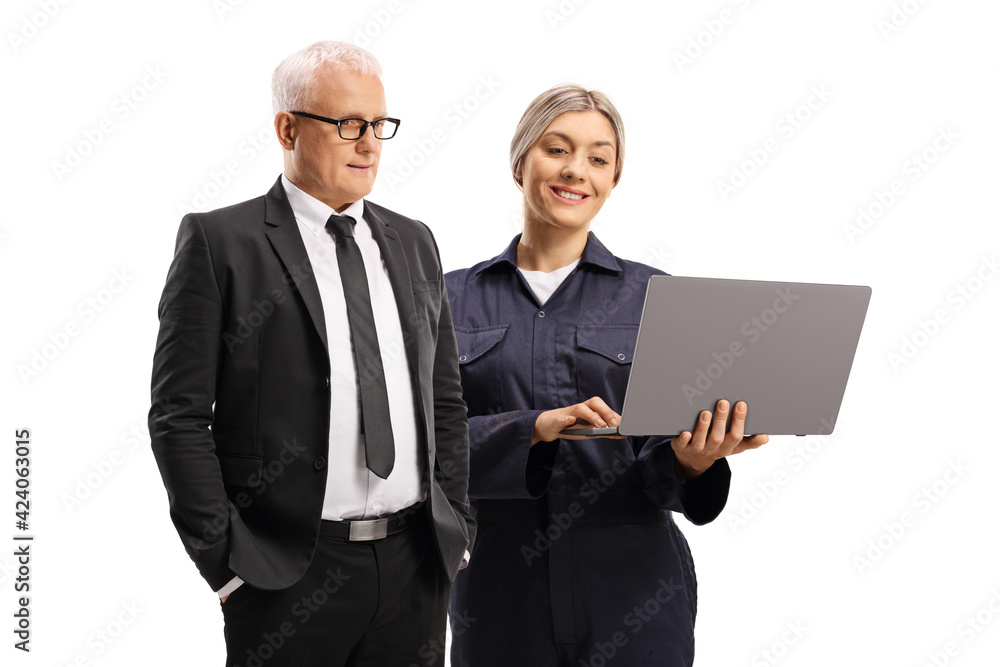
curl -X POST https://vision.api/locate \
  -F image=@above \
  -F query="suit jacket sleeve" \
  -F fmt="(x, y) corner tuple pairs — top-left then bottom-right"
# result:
(429, 242), (477, 554)
(148, 214), (238, 591)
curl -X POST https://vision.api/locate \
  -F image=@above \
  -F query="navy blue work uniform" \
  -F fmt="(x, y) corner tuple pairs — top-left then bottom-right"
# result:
(445, 234), (732, 667)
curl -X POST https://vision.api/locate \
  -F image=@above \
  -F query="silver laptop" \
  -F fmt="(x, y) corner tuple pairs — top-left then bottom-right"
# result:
(563, 276), (871, 437)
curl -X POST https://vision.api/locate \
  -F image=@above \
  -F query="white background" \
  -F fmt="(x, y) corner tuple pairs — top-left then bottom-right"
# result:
(2, 0), (999, 665)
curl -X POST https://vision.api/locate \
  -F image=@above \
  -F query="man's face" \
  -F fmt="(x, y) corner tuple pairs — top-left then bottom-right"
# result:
(281, 65), (387, 212)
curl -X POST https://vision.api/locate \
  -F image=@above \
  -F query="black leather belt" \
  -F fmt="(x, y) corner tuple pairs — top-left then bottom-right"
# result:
(320, 502), (424, 542)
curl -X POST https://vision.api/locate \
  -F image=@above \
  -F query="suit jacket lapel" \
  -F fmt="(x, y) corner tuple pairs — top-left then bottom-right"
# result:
(263, 177), (329, 352)
(364, 202), (422, 382)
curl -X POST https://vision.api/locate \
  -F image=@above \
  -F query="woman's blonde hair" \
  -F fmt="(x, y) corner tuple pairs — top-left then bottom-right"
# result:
(509, 84), (625, 188)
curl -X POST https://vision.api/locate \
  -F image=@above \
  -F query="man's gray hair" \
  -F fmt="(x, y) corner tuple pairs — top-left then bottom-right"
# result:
(509, 84), (625, 188)
(272, 40), (383, 116)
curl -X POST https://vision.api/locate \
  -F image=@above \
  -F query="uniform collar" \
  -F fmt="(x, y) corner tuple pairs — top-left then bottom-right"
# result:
(476, 232), (622, 275)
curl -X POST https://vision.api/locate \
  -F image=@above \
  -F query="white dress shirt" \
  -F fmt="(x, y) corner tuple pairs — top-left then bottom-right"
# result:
(282, 174), (424, 520)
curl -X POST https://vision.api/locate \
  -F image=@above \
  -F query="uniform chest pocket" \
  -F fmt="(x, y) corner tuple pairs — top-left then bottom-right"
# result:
(455, 325), (508, 416)
(575, 324), (639, 411)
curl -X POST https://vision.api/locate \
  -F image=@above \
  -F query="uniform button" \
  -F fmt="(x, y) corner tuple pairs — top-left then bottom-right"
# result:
(459, 355), (467, 362)
(314, 457), (326, 470)
(322, 376), (330, 388)
(618, 353), (626, 360)
(538, 311), (545, 318)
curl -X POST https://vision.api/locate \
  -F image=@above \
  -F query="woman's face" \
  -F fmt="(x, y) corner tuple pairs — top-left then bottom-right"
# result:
(519, 110), (617, 233)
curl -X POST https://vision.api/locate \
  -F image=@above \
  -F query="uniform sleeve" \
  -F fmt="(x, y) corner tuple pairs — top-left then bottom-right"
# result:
(635, 436), (731, 526)
(466, 411), (552, 500)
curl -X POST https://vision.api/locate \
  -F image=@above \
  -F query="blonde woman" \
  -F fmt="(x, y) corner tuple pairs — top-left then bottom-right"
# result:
(445, 85), (768, 666)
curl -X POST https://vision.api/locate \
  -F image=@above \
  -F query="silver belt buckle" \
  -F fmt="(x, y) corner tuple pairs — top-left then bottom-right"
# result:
(349, 517), (388, 541)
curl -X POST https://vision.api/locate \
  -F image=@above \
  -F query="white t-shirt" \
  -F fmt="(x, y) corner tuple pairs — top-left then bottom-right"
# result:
(517, 259), (581, 305)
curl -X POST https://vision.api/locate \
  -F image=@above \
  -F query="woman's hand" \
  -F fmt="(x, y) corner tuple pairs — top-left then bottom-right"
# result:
(532, 396), (624, 445)
(671, 400), (768, 479)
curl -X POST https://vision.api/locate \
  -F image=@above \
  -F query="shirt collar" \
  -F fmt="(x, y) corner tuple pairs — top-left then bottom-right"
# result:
(477, 232), (622, 275)
(281, 173), (367, 235)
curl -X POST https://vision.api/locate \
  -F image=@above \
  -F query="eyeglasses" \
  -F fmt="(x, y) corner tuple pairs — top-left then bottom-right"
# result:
(290, 111), (401, 140)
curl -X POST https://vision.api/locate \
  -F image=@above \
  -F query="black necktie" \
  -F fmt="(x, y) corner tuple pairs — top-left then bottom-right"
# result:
(326, 214), (395, 479)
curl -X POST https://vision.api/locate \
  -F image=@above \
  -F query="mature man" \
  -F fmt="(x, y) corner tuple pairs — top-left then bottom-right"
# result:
(149, 41), (474, 666)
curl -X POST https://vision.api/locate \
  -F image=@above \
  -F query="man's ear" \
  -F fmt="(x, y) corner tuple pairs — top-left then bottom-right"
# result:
(274, 112), (296, 151)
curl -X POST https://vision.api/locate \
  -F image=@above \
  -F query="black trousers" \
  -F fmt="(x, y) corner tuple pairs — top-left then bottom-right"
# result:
(221, 513), (450, 667)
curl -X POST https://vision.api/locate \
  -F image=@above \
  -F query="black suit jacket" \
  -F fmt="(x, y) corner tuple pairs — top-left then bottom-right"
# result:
(149, 176), (475, 591)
